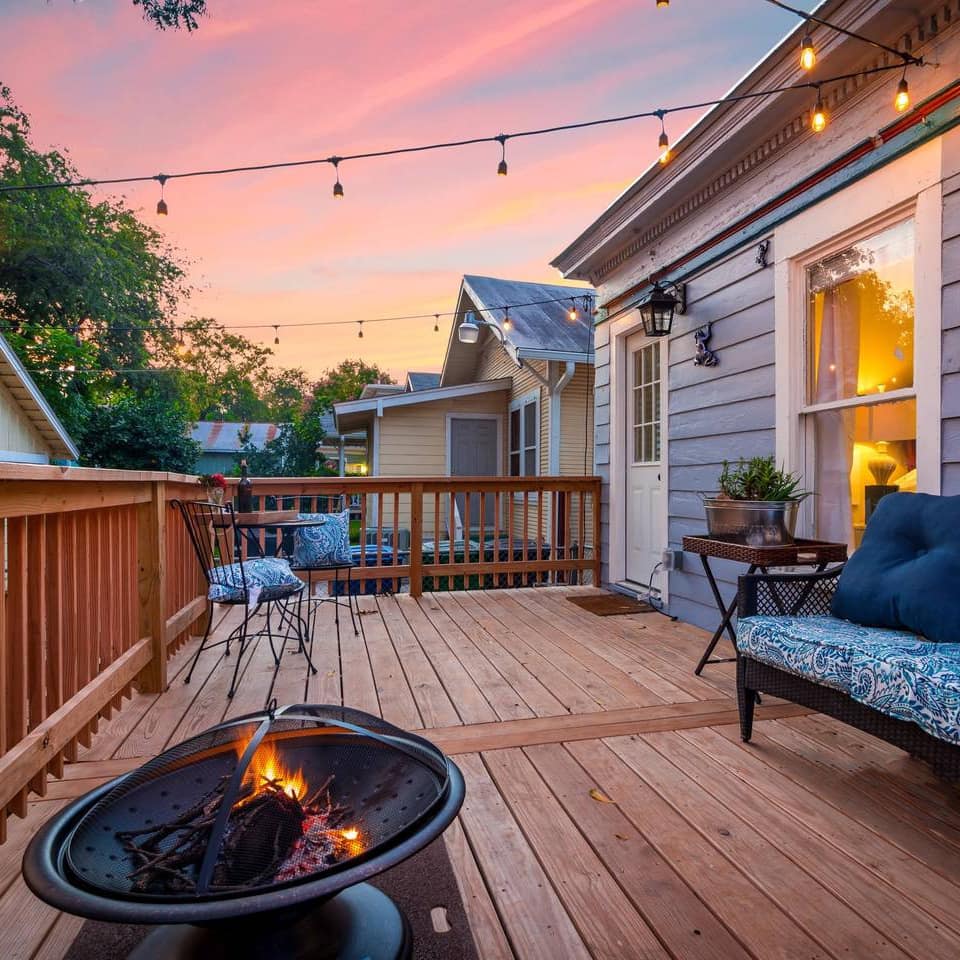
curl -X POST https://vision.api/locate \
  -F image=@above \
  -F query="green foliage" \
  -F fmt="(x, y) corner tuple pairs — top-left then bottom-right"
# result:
(717, 457), (808, 502)
(130, 1), (208, 31)
(78, 392), (200, 472)
(309, 358), (394, 415)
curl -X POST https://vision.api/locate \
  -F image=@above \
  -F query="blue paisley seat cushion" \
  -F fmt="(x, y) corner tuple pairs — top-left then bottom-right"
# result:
(850, 646), (960, 746)
(736, 616), (935, 693)
(738, 616), (960, 745)
(291, 511), (352, 569)
(208, 557), (303, 603)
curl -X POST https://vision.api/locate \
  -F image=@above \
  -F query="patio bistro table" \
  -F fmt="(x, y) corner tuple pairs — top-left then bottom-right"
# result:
(681, 536), (847, 675)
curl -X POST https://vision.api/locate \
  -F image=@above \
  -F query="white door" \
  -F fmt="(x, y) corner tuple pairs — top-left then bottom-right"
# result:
(625, 334), (667, 593)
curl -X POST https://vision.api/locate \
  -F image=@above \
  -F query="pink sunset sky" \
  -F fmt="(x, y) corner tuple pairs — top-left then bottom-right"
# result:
(0, 0), (808, 381)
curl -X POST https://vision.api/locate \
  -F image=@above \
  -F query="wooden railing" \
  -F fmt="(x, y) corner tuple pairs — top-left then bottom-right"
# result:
(0, 468), (599, 841)
(230, 475), (601, 597)
(0, 464), (206, 842)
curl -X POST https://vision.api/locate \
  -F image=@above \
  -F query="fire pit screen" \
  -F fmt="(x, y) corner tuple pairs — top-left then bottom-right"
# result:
(63, 704), (450, 903)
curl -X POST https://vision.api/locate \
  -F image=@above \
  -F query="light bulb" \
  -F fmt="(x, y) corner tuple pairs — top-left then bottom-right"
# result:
(811, 93), (828, 133)
(497, 159), (508, 176)
(658, 130), (670, 164)
(358, 323), (363, 339)
(434, 315), (440, 333)
(333, 179), (344, 199)
(656, 0), (669, 7)
(503, 313), (513, 332)
(497, 135), (508, 176)
(567, 302), (577, 322)
(156, 198), (168, 216)
(274, 327), (279, 345)
(894, 77), (910, 113)
(800, 35), (816, 71)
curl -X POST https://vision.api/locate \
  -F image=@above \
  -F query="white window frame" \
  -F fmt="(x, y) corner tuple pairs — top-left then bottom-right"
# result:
(774, 141), (943, 536)
(509, 389), (540, 484)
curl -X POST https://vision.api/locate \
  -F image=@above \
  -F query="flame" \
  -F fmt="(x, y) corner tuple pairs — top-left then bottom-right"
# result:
(239, 738), (307, 802)
(338, 826), (364, 858)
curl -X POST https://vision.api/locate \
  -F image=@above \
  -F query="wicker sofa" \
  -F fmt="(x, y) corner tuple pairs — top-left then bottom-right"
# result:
(735, 565), (960, 780)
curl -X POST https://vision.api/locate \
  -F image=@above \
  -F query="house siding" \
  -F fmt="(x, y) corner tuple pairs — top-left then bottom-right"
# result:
(0, 379), (53, 462)
(943, 170), (960, 493)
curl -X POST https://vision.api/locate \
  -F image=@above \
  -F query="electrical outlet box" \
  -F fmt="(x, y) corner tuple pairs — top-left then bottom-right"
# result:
(661, 549), (684, 572)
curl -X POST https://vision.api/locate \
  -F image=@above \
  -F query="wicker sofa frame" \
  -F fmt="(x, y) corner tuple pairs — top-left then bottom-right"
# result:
(736, 566), (960, 781)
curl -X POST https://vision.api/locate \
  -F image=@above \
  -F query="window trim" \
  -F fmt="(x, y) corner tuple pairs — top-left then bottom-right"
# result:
(509, 388), (541, 484)
(774, 151), (942, 536)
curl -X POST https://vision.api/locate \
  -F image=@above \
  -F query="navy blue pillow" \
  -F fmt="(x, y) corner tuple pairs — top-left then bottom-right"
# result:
(832, 493), (960, 642)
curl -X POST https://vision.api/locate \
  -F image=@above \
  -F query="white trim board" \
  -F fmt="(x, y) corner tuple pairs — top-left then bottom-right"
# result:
(334, 378), (512, 420)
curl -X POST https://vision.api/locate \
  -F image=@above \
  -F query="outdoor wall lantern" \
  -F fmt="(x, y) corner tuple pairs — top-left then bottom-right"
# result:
(637, 280), (685, 337)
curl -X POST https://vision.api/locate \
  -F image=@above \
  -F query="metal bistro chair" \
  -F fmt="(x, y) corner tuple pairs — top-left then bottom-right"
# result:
(281, 496), (360, 645)
(173, 499), (317, 699)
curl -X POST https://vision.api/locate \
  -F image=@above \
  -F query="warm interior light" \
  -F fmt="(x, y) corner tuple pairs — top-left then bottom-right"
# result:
(658, 130), (670, 164)
(894, 77), (910, 113)
(811, 94), (828, 133)
(800, 35), (816, 71)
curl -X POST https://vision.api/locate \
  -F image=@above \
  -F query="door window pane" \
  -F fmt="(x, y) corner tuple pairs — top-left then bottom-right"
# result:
(631, 343), (662, 465)
(807, 220), (914, 403)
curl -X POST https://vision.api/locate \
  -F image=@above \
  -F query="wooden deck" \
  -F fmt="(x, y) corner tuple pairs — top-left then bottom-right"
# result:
(2, 586), (960, 959)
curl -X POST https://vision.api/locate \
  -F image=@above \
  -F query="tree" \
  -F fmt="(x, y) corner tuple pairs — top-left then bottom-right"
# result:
(78, 392), (200, 472)
(0, 85), (189, 438)
(310, 359), (395, 414)
(132, 1), (208, 31)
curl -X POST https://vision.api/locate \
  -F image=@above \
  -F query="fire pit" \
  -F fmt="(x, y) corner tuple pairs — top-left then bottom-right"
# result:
(24, 704), (465, 959)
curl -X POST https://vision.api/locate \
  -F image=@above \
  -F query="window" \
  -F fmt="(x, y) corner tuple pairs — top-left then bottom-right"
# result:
(509, 391), (539, 477)
(632, 343), (661, 464)
(803, 218), (916, 550)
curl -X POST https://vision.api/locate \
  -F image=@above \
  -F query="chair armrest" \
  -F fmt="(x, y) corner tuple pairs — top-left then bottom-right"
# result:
(738, 565), (845, 619)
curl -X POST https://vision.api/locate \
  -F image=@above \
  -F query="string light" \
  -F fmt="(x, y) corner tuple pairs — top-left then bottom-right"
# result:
(434, 314), (440, 333)
(496, 135), (508, 176)
(656, 0), (669, 7)
(567, 299), (578, 322)
(0, 64), (922, 202)
(895, 72), (910, 112)
(273, 325), (279, 345)
(800, 29), (816, 71)
(332, 158), (344, 199)
(357, 321), (363, 339)
(811, 87), (828, 133)
(503, 309), (513, 332)
(156, 174), (168, 216)
(656, 112), (670, 165)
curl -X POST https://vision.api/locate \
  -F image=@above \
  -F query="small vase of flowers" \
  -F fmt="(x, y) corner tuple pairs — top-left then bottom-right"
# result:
(198, 473), (227, 505)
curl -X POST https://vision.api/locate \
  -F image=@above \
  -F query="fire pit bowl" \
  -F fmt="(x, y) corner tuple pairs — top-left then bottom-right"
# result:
(24, 705), (464, 959)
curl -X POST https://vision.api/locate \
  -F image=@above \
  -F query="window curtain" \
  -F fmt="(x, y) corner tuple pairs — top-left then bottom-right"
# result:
(813, 288), (859, 546)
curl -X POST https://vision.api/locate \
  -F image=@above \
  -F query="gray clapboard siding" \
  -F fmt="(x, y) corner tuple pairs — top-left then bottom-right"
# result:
(943, 178), (960, 490)
(665, 243), (776, 631)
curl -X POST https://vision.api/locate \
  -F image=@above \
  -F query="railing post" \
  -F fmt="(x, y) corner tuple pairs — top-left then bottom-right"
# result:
(137, 480), (167, 694)
(409, 482), (423, 598)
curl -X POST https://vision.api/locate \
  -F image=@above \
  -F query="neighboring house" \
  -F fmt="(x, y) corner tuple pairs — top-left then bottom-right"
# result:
(192, 418), (366, 475)
(334, 275), (595, 540)
(0, 333), (78, 465)
(552, 0), (960, 629)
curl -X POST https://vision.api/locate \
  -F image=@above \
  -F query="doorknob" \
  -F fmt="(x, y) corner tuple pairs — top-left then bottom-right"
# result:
(658, 473), (661, 482)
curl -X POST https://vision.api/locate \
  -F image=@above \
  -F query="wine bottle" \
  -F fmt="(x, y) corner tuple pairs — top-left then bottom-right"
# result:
(238, 459), (254, 513)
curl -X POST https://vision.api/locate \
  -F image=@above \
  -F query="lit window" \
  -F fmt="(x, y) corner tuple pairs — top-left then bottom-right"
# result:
(804, 219), (916, 550)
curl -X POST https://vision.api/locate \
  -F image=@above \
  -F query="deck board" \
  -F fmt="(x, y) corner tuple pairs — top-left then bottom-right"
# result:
(2, 586), (959, 960)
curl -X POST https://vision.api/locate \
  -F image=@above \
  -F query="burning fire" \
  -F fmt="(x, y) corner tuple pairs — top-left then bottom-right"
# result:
(241, 739), (307, 801)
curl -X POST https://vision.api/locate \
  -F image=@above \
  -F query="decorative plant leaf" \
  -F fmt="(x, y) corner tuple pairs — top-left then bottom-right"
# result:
(716, 457), (809, 502)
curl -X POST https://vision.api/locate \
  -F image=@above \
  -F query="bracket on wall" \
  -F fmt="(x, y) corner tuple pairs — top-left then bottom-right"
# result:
(755, 239), (771, 268)
(693, 323), (719, 367)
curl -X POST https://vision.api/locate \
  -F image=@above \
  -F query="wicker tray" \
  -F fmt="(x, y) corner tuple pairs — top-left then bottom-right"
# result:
(681, 535), (847, 566)
(231, 509), (299, 525)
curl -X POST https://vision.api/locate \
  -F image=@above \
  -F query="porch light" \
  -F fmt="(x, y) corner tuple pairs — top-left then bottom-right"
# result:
(894, 75), (910, 112)
(458, 312), (480, 344)
(638, 281), (685, 338)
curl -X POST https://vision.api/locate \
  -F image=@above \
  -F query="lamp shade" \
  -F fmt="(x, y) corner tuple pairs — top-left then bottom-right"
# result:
(458, 312), (480, 344)
(638, 283), (677, 337)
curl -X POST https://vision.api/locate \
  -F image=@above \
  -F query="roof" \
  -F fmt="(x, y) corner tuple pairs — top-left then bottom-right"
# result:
(406, 371), (442, 391)
(359, 383), (406, 400)
(441, 275), (595, 386)
(192, 421), (279, 452)
(0, 333), (79, 461)
(334, 378), (512, 433)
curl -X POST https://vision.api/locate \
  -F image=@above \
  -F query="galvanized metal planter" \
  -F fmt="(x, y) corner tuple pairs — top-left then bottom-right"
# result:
(703, 498), (800, 545)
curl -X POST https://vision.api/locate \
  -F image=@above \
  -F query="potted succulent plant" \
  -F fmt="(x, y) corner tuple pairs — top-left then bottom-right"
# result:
(702, 456), (809, 545)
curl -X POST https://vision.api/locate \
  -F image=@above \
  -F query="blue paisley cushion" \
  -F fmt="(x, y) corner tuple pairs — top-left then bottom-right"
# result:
(850, 645), (960, 745)
(736, 616), (929, 693)
(291, 511), (352, 568)
(208, 557), (303, 603)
